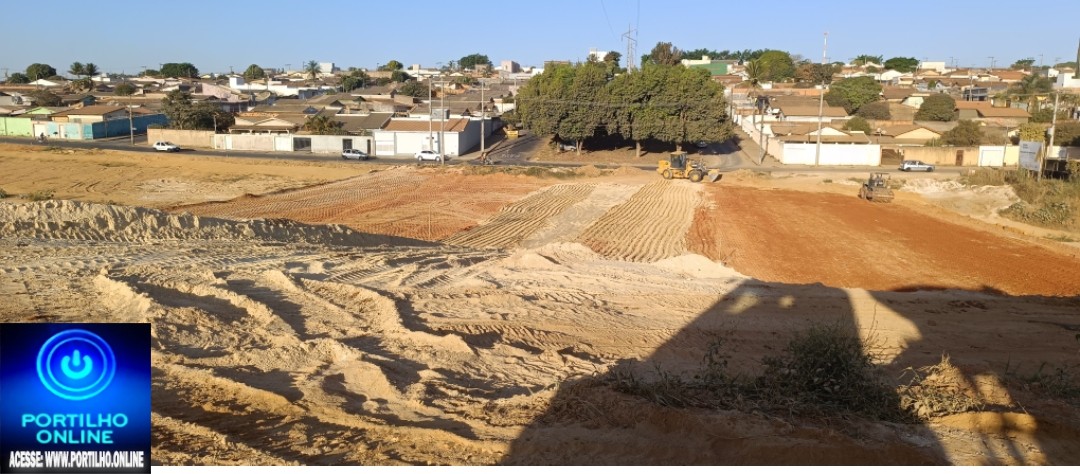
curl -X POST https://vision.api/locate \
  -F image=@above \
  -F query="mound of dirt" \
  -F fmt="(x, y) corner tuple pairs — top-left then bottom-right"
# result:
(0, 201), (415, 247)
(576, 165), (604, 177)
(611, 166), (648, 177)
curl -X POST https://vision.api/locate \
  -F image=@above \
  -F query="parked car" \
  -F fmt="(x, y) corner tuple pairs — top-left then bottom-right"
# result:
(558, 142), (577, 152)
(415, 150), (443, 162)
(152, 141), (180, 152)
(899, 160), (934, 172)
(696, 141), (709, 148)
(341, 149), (369, 160)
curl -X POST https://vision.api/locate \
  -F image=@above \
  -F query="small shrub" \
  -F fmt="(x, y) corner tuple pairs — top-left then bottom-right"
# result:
(822, 178), (833, 184)
(0, 187), (7, 199)
(22, 189), (54, 201)
(844, 116), (872, 134)
(960, 168), (1008, 186)
(897, 355), (986, 420)
(855, 101), (891, 120)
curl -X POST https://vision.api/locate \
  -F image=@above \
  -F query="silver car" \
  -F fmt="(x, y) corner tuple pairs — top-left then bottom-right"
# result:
(899, 160), (934, 172)
(341, 149), (369, 160)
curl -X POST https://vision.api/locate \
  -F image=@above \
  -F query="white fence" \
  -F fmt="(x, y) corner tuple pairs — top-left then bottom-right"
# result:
(774, 142), (881, 166)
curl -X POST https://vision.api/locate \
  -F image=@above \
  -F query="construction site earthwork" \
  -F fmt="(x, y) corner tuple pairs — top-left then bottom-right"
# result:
(1, 142), (1079, 465)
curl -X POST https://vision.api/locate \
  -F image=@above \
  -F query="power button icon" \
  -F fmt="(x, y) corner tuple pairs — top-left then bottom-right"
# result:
(36, 329), (116, 400)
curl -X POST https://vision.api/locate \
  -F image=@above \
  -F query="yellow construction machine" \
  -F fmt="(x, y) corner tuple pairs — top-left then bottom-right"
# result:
(657, 152), (721, 183)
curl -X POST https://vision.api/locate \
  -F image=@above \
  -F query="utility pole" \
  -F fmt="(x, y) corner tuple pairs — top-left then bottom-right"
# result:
(987, 56), (995, 70)
(622, 24), (637, 72)
(128, 106), (134, 145)
(479, 78), (487, 157)
(427, 73), (434, 151)
(814, 31), (828, 167)
(439, 75), (446, 165)
(1040, 91), (1061, 182)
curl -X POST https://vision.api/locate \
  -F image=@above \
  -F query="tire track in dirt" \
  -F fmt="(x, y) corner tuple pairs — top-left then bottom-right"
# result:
(443, 184), (594, 249)
(576, 180), (701, 262)
(690, 185), (1080, 296)
(178, 169), (553, 241)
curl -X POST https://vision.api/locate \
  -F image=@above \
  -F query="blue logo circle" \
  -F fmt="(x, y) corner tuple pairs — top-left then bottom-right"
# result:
(36, 329), (116, 400)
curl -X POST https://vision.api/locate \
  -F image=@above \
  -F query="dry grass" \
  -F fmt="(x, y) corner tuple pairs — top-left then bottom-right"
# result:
(897, 355), (986, 420)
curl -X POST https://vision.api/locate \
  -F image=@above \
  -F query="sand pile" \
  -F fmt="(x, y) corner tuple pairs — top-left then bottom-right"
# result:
(901, 179), (1020, 219)
(0, 201), (404, 247)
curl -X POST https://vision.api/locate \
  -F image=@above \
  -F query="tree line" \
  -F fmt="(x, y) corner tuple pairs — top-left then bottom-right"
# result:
(515, 59), (732, 156)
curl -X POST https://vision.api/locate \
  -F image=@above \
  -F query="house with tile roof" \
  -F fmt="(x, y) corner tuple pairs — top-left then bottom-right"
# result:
(372, 117), (484, 157)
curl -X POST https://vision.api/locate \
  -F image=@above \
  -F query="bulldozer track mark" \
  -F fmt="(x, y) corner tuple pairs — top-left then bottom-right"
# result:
(576, 180), (700, 262)
(443, 184), (594, 249)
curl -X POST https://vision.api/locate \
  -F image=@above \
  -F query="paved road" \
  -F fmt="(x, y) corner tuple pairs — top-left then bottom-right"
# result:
(0, 135), (972, 176)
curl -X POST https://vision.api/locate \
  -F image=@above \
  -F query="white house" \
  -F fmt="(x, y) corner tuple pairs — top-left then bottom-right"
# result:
(1055, 72), (1080, 89)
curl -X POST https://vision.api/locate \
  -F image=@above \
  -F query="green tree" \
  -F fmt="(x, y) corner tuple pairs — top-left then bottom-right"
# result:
(825, 76), (881, 114)
(243, 64), (266, 80)
(1019, 123), (1046, 142)
(758, 50), (795, 82)
(1051, 122), (1080, 146)
(915, 94), (956, 121)
(1011, 58), (1035, 70)
(647, 42), (682, 66)
(397, 80), (427, 98)
(341, 70), (370, 91)
(459, 53), (492, 70)
(6, 72), (30, 84)
(1054, 61), (1078, 69)
(1005, 74), (1054, 112)
(380, 60), (403, 71)
(942, 120), (984, 146)
(68, 62), (85, 79)
(555, 62), (609, 153)
(883, 57), (919, 73)
(796, 62), (838, 84)
(303, 115), (344, 135)
(602, 51), (622, 77)
(855, 101), (891, 120)
(851, 54), (883, 66)
(25, 63), (57, 81)
(389, 70), (411, 83)
(114, 83), (136, 96)
(28, 89), (62, 106)
(142, 69), (159, 78)
(304, 60), (321, 81)
(160, 62), (199, 78)
(844, 116), (872, 134)
(162, 90), (228, 130)
(681, 48), (722, 60)
(1030, 107), (1069, 123)
(83, 63), (99, 78)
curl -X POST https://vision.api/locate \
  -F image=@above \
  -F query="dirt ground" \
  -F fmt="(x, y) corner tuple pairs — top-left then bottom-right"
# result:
(2, 144), (1080, 465)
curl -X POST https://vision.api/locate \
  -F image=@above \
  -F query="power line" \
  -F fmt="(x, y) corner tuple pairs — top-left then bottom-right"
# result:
(598, 0), (616, 40)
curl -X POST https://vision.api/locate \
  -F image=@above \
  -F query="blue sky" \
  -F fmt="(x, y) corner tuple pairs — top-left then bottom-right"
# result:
(2, 0), (1078, 76)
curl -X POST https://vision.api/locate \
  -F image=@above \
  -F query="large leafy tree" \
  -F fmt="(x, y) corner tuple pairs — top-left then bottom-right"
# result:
(459, 53), (492, 70)
(160, 62), (199, 78)
(758, 50), (795, 82)
(243, 64), (266, 80)
(915, 94), (956, 121)
(844, 116), (872, 134)
(341, 70), (370, 91)
(389, 70), (411, 83)
(851, 54), (883, 66)
(646, 42), (682, 66)
(1005, 74), (1053, 112)
(28, 89), (62, 106)
(602, 51), (622, 77)
(855, 101), (891, 120)
(26, 63), (57, 81)
(397, 80), (427, 98)
(555, 62), (609, 154)
(796, 62), (839, 84)
(883, 57), (919, 73)
(114, 83), (136, 96)
(942, 119), (984, 146)
(681, 48), (722, 60)
(6, 73), (30, 84)
(824, 76), (881, 114)
(83, 63), (99, 78)
(162, 90), (231, 130)
(380, 60), (403, 71)
(1010, 58), (1035, 70)
(1051, 122), (1080, 146)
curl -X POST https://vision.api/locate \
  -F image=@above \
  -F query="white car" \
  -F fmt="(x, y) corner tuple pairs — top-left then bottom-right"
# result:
(415, 150), (443, 162)
(152, 141), (180, 152)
